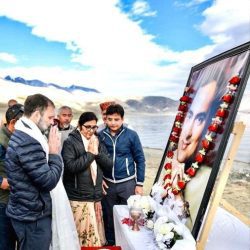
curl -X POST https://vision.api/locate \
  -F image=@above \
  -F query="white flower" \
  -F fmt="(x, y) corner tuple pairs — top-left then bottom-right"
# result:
(146, 219), (154, 229)
(140, 196), (150, 209)
(133, 200), (142, 209)
(151, 182), (165, 198)
(140, 197), (151, 215)
(153, 216), (187, 249)
(167, 223), (175, 231)
(127, 195), (155, 214)
(127, 195), (141, 209)
(159, 224), (172, 235)
(156, 233), (163, 242)
(164, 232), (174, 240)
(158, 242), (166, 249)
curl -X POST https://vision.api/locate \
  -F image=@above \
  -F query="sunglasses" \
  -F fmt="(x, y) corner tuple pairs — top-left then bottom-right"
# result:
(83, 125), (98, 131)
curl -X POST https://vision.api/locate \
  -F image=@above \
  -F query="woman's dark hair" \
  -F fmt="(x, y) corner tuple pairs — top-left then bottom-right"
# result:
(106, 104), (124, 118)
(78, 112), (98, 127)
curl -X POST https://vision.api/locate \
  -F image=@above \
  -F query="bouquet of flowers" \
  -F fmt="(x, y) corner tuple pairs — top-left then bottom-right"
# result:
(153, 216), (183, 249)
(127, 195), (156, 229)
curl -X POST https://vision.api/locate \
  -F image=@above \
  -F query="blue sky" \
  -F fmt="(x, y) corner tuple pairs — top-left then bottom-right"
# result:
(0, 0), (249, 98)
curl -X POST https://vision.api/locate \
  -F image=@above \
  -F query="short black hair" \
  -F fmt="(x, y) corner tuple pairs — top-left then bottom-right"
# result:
(5, 104), (24, 124)
(24, 94), (55, 117)
(78, 112), (98, 127)
(106, 104), (124, 118)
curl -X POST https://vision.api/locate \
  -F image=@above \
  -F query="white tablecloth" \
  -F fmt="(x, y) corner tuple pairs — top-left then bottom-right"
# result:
(114, 205), (250, 250)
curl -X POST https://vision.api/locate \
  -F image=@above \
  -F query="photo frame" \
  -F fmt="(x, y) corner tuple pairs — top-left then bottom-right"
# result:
(153, 41), (250, 239)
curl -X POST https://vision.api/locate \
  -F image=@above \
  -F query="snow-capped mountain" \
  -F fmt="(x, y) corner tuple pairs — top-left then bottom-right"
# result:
(4, 75), (100, 93)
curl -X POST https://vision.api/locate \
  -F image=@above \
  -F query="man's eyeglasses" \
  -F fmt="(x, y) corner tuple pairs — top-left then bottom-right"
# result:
(83, 125), (98, 131)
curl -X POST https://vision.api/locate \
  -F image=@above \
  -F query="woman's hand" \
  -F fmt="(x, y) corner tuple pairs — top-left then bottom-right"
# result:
(88, 135), (99, 155)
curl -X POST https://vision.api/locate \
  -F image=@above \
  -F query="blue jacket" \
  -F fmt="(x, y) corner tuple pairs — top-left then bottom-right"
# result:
(99, 126), (145, 186)
(5, 129), (62, 222)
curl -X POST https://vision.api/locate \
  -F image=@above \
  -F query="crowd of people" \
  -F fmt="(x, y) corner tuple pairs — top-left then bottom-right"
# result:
(0, 94), (146, 250)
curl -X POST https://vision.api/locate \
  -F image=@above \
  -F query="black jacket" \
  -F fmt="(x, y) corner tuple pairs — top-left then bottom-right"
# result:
(5, 129), (62, 222)
(62, 130), (112, 202)
(0, 125), (12, 204)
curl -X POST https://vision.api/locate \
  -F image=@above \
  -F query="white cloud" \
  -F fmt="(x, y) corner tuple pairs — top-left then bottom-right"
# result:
(174, 0), (210, 8)
(0, 0), (249, 99)
(131, 0), (157, 17)
(0, 52), (17, 63)
(0, 44), (215, 98)
(198, 0), (250, 55)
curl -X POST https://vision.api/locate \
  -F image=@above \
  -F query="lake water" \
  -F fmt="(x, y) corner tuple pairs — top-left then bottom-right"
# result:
(1, 108), (249, 164)
(125, 112), (250, 164)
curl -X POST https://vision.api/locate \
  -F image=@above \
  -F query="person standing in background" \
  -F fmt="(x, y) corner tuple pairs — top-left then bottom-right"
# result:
(56, 106), (75, 146)
(5, 94), (62, 250)
(97, 101), (115, 133)
(7, 99), (18, 108)
(0, 104), (24, 250)
(0, 99), (18, 128)
(99, 104), (145, 245)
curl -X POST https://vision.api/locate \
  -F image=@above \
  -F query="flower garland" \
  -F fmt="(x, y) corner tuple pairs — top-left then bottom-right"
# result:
(162, 75), (241, 195)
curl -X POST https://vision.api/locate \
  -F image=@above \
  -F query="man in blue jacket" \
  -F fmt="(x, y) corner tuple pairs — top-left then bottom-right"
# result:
(0, 104), (24, 250)
(4, 94), (62, 250)
(99, 104), (145, 245)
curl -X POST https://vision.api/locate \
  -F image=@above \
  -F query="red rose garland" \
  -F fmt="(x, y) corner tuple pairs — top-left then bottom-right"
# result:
(162, 76), (241, 195)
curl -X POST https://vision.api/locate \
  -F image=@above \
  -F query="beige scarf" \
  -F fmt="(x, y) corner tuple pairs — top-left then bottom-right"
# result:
(80, 132), (97, 186)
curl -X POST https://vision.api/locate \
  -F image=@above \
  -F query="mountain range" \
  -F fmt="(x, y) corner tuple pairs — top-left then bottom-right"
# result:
(2, 75), (248, 115)
(1, 75), (178, 113)
(126, 96), (178, 112)
(4, 75), (100, 93)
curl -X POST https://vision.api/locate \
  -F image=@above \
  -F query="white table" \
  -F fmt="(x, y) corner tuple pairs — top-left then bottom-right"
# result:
(114, 205), (195, 250)
(113, 205), (250, 250)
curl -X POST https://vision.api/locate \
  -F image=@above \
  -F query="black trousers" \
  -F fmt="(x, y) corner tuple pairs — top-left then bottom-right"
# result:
(11, 216), (52, 250)
(102, 178), (136, 245)
(0, 203), (17, 250)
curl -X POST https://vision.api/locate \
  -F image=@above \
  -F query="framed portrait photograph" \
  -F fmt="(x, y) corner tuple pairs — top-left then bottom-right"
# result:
(153, 41), (250, 239)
